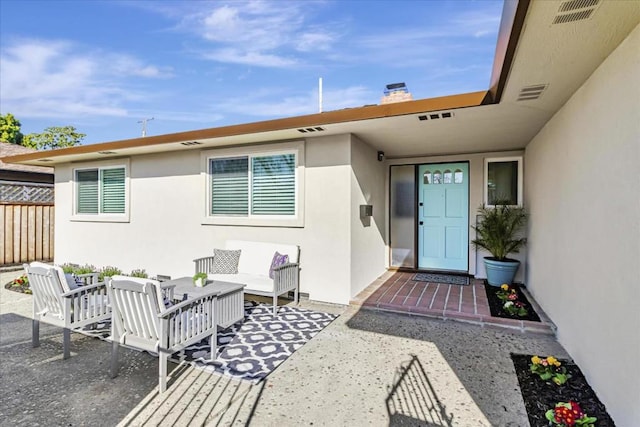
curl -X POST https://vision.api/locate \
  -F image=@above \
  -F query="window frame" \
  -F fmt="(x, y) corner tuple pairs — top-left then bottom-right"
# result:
(71, 159), (130, 223)
(201, 141), (305, 227)
(484, 156), (523, 207)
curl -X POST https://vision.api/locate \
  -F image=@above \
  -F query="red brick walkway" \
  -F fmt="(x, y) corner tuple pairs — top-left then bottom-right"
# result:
(350, 271), (555, 334)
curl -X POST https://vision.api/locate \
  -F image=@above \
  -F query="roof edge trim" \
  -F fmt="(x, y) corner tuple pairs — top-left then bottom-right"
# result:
(487, 0), (531, 104)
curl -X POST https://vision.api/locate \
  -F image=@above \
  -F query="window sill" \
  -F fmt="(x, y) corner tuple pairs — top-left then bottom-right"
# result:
(201, 216), (303, 228)
(71, 214), (130, 223)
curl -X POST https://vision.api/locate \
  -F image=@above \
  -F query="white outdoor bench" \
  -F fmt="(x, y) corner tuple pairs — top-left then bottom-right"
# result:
(194, 240), (300, 316)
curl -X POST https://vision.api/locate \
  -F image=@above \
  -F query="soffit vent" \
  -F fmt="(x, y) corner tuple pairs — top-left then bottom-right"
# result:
(517, 84), (548, 101)
(38, 159), (53, 162)
(98, 151), (117, 155)
(181, 141), (203, 146)
(417, 111), (454, 121)
(553, 0), (600, 24)
(297, 126), (325, 133)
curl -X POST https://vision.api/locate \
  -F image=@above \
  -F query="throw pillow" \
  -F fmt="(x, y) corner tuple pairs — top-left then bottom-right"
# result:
(211, 249), (241, 274)
(269, 251), (290, 279)
(64, 273), (81, 290)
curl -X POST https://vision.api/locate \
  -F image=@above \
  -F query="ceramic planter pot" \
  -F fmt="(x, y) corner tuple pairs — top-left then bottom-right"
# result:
(194, 277), (205, 287)
(484, 257), (520, 286)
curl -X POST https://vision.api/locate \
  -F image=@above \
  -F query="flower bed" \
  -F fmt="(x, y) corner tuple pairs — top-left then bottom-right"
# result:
(484, 282), (541, 322)
(4, 275), (31, 294)
(511, 353), (615, 426)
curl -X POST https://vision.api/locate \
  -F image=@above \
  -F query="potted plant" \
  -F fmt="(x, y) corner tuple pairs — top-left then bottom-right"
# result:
(193, 272), (207, 288)
(471, 202), (527, 286)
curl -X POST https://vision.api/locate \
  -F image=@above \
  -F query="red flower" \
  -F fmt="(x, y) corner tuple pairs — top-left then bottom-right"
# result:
(553, 401), (584, 426)
(507, 294), (518, 300)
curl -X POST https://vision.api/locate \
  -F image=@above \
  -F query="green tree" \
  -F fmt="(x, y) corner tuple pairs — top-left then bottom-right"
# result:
(23, 126), (86, 150)
(0, 113), (24, 144)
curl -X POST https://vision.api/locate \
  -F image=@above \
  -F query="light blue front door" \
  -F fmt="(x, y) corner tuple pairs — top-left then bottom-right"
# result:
(418, 163), (469, 271)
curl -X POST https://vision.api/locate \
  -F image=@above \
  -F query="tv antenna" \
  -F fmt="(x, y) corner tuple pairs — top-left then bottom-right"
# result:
(138, 117), (154, 137)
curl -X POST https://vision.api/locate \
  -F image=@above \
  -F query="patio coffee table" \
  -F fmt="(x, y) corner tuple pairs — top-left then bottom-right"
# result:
(161, 277), (245, 329)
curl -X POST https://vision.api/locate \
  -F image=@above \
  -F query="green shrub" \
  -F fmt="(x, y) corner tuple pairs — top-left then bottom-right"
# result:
(59, 263), (97, 275)
(74, 264), (97, 275)
(60, 263), (79, 274)
(99, 266), (122, 282)
(130, 269), (148, 278)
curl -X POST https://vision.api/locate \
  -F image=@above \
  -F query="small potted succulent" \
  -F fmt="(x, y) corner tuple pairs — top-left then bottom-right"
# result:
(193, 272), (207, 287)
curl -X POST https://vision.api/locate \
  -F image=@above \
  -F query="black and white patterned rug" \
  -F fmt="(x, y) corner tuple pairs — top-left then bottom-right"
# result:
(79, 301), (337, 384)
(175, 301), (337, 383)
(412, 273), (470, 286)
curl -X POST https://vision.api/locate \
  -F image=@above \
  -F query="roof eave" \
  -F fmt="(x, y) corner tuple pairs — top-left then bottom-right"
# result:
(2, 91), (487, 166)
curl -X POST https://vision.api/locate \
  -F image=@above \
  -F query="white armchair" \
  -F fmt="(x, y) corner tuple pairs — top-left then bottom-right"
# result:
(107, 275), (219, 392)
(23, 262), (111, 360)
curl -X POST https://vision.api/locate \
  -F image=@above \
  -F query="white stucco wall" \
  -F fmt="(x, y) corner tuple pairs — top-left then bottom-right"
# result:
(54, 133), (387, 305)
(524, 23), (640, 426)
(388, 150), (525, 279)
(349, 135), (387, 297)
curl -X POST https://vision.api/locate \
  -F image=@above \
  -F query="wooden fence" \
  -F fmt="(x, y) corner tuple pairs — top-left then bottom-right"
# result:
(1, 204), (55, 265)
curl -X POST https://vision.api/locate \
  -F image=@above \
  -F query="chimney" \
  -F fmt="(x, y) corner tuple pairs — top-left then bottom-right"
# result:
(380, 82), (413, 104)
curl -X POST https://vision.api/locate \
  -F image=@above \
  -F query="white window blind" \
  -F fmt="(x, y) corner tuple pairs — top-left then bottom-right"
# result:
(100, 168), (125, 213)
(251, 154), (295, 215)
(210, 157), (249, 215)
(77, 170), (99, 214)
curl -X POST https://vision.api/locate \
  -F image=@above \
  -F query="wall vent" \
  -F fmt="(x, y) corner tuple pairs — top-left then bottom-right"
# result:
(553, 0), (600, 24)
(417, 112), (454, 121)
(517, 84), (548, 101)
(297, 127), (325, 133)
(181, 141), (203, 146)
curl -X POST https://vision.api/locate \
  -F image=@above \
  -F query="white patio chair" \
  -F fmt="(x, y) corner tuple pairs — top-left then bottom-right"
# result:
(23, 262), (111, 360)
(106, 275), (219, 392)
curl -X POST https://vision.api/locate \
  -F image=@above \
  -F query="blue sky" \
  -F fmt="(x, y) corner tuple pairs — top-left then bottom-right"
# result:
(0, 0), (503, 144)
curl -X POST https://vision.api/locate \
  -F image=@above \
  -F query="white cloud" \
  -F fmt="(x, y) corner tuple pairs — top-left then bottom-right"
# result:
(212, 85), (375, 118)
(107, 55), (174, 78)
(180, 1), (338, 67)
(452, 11), (502, 38)
(202, 48), (297, 68)
(0, 38), (173, 119)
(295, 31), (336, 52)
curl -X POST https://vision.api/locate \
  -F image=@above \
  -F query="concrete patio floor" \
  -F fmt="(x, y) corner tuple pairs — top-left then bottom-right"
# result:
(0, 269), (568, 426)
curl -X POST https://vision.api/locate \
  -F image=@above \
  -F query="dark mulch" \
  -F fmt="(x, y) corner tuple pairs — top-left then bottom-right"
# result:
(512, 354), (615, 427)
(484, 281), (540, 322)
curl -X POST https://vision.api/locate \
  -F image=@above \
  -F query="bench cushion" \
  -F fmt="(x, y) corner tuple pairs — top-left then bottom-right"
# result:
(207, 273), (274, 294)
(225, 240), (299, 276)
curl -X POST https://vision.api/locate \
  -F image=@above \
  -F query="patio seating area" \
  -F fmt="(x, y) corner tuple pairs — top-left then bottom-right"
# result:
(0, 267), (574, 426)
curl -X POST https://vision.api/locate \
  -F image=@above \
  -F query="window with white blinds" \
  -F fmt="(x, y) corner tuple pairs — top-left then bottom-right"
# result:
(75, 166), (126, 215)
(209, 153), (296, 217)
(100, 168), (126, 213)
(252, 154), (295, 215)
(210, 157), (249, 215)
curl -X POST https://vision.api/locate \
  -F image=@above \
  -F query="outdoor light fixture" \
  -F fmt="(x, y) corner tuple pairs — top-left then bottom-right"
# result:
(377, 151), (385, 161)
